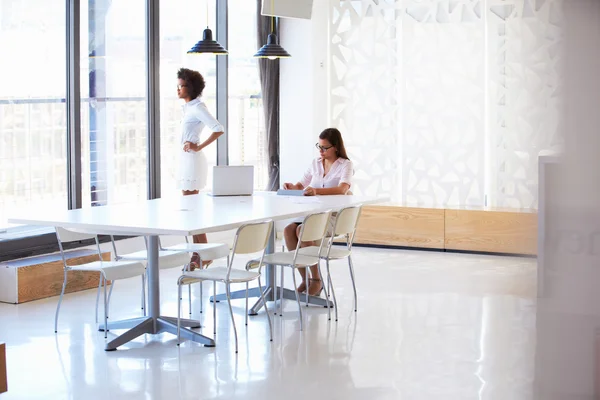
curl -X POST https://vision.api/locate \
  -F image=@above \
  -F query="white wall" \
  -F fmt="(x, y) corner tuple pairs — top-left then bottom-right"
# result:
(279, 0), (330, 184)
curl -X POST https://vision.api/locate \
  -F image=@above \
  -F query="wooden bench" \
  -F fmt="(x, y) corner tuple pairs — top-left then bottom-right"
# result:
(354, 204), (537, 255)
(0, 250), (111, 304)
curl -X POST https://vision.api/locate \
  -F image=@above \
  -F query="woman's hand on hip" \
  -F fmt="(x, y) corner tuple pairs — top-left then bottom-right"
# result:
(183, 141), (200, 152)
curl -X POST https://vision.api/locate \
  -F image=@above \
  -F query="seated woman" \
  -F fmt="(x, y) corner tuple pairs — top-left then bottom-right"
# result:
(282, 127), (353, 296)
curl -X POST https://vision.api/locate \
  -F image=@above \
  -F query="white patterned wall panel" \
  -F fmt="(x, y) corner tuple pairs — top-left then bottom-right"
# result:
(402, 7), (485, 207)
(328, 0), (563, 208)
(487, 0), (563, 208)
(329, 1), (401, 198)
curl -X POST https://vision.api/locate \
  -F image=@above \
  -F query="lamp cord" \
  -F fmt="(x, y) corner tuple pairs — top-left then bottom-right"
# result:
(271, 0), (274, 33)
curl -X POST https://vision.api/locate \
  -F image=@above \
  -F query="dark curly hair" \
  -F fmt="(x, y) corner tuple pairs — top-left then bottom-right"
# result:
(319, 128), (349, 160)
(177, 68), (206, 99)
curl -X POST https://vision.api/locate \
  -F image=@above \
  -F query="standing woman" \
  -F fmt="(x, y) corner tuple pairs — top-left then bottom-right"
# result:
(177, 67), (224, 269)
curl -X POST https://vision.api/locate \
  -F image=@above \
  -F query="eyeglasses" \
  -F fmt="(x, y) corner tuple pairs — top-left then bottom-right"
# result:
(177, 84), (188, 90)
(315, 143), (334, 152)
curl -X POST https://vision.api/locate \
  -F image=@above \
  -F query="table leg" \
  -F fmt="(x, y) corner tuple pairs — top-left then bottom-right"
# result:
(103, 235), (214, 350)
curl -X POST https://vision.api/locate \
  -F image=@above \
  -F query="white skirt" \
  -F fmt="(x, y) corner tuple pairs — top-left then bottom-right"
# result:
(178, 149), (208, 191)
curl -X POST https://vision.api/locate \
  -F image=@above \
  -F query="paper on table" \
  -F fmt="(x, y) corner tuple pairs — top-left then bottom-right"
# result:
(288, 196), (322, 204)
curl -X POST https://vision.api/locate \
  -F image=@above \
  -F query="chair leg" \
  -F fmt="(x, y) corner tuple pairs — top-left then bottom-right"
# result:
(177, 279), (183, 345)
(348, 256), (358, 312)
(257, 276), (273, 341)
(290, 269), (303, 331)
(107, 279), (115, 318)
(213, 281), (217, 335)
(188, 284), (192, 316)
(245, 282), (249, 326)
(279, 265), (284, 317)
(103, 274), (108, 339)
(305, 265), (309, 307)
(55, 269), (68, 333)
(144, 269), (149, 307)
(95, 273), (102, 324)
(327, 267), (332, 299)
(225, 283), (238, 353)
(141, 274), (146, 317)
(326, 260), (338, 322)
(317, 261), (331, 321)
(272, 264), (277, 315)
(200, 282), (203, 314)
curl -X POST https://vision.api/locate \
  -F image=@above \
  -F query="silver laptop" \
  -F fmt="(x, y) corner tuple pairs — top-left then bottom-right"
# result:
(210, 165), (254, 196)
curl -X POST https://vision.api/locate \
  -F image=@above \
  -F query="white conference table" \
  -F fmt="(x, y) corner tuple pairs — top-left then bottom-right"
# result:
(9, 191), (384, 351)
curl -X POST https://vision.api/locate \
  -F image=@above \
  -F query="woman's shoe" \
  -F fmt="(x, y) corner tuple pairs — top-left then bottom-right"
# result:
(308, 278), (323, 296)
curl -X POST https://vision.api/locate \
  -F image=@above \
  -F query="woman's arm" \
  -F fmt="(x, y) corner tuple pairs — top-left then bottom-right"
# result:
(304, 183), (350, 196)
(197, 131), (224, 151)
(283, 182), (305, 190)
(283, 162), (314, 190)
(184, 131), (224, 152)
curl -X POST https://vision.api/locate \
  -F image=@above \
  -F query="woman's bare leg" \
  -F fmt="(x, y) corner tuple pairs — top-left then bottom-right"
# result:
(287, 224), (320, 294)
(307, 263), (323, 296)
(283, 223), (308, 293)
(182, 190), (210, 267)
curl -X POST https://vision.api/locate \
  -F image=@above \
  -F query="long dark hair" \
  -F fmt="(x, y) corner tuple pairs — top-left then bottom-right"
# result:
(177, 68), (205, 99)
(319, 128), (349, 160)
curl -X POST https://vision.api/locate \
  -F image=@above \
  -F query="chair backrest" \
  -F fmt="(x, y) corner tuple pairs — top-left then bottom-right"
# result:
(110, 235), (125, 260)
(55, 227), (102, 267)
(332, 205), (362, 236)
(55, 226), (97, 243)
(232, 220), (274, 255)
(299, 211), (332, 243)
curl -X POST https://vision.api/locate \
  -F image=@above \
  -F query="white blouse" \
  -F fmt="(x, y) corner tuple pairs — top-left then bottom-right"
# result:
(180, 98), (224, 145)
(300, 157), (353, 189)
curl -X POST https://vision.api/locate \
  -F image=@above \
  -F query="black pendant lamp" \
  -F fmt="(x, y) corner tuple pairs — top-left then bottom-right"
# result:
(187, 1), (228, 55)
(187, 27), (228, 55)
(254, 0), (290, 60)
(254, 28), (291, 59)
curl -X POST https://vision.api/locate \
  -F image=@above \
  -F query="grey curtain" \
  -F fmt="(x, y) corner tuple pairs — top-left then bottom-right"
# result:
(256, 0), (280, 191)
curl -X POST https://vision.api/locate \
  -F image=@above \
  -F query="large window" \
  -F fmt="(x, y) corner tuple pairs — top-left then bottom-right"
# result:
(0, 0), (269, 257)
(0, 0), (67, 229)
(228, 0), (268, 190)
(81, 0), (148, 207)
(160, 0), (217, 197)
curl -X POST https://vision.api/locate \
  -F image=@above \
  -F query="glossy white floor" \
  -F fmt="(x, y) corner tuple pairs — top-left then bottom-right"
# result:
(0, 247), (537, 400)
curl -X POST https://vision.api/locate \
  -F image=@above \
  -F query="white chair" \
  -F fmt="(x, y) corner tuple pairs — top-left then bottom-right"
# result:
(161, 237), (230, 312)
(54, 227), (146, 338)
(259, 211), (332, 330)
(161, 237), (230, 266)
(298, 205), (362, 321)
(176, 220), (274, 353)
(112, 236), (191, 268)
